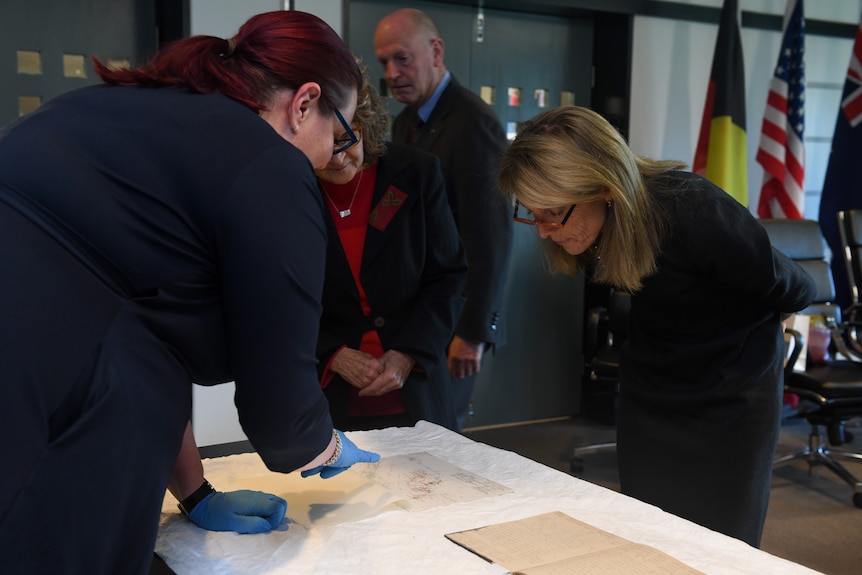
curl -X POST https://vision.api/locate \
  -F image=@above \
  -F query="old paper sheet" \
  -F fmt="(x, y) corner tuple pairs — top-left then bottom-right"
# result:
(237, 451), (511, 528)
(351, 452), (512, 511)
(446, 511), (704, 575)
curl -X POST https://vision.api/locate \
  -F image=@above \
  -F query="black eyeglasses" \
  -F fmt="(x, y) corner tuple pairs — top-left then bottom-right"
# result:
(333, 108), (359, 155)
(513, 199), (576, 230)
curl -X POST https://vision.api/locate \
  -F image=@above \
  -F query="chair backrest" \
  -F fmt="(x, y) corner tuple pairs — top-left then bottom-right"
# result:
(584, 287), (631, 380)
(606, 288), (631, 347)
(838, 209), (862, 304)
(759, 219), (837, 320)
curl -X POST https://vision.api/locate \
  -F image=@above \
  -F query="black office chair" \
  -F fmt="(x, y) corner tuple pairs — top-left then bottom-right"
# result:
(571, 287), (630, 473)
(760, 218), (862, 508)
(838, 210), (862, 304)
(838, 210), (862, 355)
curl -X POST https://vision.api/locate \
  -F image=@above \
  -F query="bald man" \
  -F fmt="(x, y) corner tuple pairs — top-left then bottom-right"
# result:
(374, 9), (513, 430)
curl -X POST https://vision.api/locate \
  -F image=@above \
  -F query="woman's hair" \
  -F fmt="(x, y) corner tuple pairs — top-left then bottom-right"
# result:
(498, 106), (685, 292)
(352, 60), (388, 166)
(94, 11), (361, 114)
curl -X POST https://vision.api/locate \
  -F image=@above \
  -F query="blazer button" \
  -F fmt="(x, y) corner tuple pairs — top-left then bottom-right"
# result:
(374, 316), (385, 328)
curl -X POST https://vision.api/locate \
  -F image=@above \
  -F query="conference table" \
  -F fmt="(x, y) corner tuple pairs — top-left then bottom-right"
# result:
(155, 421), (823, 574)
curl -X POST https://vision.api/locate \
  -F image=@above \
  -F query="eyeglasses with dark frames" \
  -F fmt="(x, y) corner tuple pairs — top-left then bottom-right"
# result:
(333, 108), (359, 155)
(513, 199), (576, 230)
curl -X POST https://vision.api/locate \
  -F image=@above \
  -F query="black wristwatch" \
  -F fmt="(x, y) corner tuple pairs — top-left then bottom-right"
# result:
(177, 479), (216, 517)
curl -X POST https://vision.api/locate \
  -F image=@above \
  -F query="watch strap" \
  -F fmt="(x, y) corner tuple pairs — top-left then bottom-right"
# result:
(177, 479), (216, 517)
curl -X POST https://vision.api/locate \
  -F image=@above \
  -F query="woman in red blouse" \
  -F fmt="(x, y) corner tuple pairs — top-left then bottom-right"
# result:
(314, 70), (468, 431)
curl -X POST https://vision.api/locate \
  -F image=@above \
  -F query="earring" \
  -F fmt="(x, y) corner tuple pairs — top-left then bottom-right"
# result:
(607, 201), (613, 208)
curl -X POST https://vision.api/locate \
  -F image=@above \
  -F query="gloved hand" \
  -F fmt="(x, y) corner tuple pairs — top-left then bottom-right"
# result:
(301, 430), (380, 479)
(187, 490), (287, 534)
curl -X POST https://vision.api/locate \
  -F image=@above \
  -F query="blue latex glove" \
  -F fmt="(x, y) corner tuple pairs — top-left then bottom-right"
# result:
(301, 430), (381, 479)
(187, 490), (287, 534)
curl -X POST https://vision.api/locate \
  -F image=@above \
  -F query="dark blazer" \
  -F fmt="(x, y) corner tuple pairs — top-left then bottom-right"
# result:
(391, 75), (513, 348)
(316, 143), (468, 430)
(0, 85), (335, 570)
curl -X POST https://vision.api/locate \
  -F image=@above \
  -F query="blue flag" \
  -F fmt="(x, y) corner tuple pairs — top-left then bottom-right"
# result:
(818, 14), (862, 309)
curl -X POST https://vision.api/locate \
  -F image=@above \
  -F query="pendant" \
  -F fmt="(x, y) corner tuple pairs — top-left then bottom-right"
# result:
(338, 209), (351, 218)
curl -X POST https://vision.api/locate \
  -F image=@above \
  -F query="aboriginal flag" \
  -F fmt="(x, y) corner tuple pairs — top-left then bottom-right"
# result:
(817, 14), (862, 309)
(693, 0), (748, 206)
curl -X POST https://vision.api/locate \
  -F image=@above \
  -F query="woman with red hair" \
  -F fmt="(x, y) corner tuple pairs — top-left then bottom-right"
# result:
(0, 10), (377, 574)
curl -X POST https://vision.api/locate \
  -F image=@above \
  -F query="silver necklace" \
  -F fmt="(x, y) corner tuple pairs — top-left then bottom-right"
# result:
(323, 171), (363, 218)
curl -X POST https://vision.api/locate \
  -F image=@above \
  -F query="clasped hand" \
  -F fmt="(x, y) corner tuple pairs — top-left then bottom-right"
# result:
(301, 430), (380, 479)
(188, 490), (287, 534)
(333, 348), (414, 396)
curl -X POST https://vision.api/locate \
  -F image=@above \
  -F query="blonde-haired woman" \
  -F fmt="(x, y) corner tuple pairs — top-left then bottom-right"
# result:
(499, 106), (816, 547)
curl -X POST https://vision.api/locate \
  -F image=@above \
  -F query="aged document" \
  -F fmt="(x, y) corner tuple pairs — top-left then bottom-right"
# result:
(238, 451), (511, 527)
(351, 451), (512, 511)
(446, 511), (705, 575)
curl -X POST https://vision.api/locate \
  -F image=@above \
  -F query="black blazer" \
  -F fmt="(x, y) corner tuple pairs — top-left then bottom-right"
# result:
(316, 143), (468, 430)
(391, 75), (513, 348)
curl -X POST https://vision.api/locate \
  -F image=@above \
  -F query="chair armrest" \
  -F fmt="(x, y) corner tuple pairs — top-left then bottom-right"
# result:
(784, 327), (804, 372)
(828, 322), (862, 364)
(584, 306), (609, 360)
(840, 303), (862, 357)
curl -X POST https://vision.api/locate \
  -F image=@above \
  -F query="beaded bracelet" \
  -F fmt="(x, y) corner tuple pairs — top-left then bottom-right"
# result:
(323, 430), (342, 466)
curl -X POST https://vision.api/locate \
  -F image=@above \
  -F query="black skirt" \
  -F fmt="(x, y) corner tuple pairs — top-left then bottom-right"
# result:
(616, 356), (783, 548)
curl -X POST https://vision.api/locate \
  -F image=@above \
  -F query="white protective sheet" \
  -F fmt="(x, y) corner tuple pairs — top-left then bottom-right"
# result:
(155, 421), (824, 575)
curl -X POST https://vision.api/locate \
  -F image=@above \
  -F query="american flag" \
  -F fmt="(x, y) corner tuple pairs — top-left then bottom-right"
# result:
(756, 0), (806, 219)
